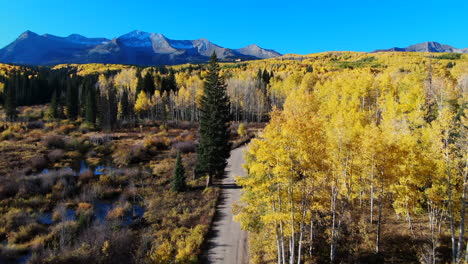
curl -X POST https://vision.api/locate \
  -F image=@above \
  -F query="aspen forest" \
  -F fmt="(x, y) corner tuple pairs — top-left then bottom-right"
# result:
(0, 51), (466, 264)
(235, 52), (468, 263)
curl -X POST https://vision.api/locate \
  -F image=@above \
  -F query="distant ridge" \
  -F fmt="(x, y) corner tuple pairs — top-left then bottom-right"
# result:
(0, 30), (282, 66)
(373, 41), (468, 53)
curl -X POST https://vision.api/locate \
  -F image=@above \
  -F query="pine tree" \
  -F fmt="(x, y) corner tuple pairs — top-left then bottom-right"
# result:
(135, 69), (144, 100)
(262, 69), (271, 84)
(172, 152), (186, 192)
(66, 77), (79, 119)
(143, 70), (156, 95)
(119, 88), (130, 120)
(107, 83), (118, 130)
(4, 75), (17, 120)
(195, 52), (232, 185)
(85, 84), (97, 124)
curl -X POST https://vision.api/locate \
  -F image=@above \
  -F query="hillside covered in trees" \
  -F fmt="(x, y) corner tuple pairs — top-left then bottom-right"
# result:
(0, 51), (467, 263)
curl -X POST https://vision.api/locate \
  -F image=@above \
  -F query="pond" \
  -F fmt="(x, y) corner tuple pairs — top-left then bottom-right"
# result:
(41, 159), (110, 176)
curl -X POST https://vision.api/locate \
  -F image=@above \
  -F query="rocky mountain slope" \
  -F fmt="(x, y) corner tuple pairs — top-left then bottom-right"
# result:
(0, 30), (282, 66)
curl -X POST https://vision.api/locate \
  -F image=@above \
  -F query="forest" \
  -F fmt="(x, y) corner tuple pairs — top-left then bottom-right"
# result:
(0, 50), (466, 263)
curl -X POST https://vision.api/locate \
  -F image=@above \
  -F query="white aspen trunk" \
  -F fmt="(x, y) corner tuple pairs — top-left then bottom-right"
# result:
(445, 136), (457, 263)
(309, 217), (314, 258)
(290, 186), (295, 264)
(370, 159), (375, 224)
(330, 185), (337, 263)
(297, 200), (306, 264)
(276, 224), (282, 264)
(406, 203), (415, 238)
(456, 156), (467, 263)
(280, 220), (286, 264)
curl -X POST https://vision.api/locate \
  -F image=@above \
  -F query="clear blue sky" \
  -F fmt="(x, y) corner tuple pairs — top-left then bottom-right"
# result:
(1, 0), (467, 54)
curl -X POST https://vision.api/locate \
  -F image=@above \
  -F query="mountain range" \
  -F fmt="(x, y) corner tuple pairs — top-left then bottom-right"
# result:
(1, 31), (466, 67)
(373, 41), (468, 53)
(0, 30), (282, 66)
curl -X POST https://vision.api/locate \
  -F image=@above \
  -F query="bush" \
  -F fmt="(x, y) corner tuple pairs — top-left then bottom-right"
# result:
(79, 122), (95, 133)
(0, 179), (20, 199)
(237, 123), (247, 137)
(56, 124), (75, 134)
(171, 141), (196, 154)
(3, 208), (33, 231)
(107, 207), (125, 220)
(113, 143), (145, 167)
(8, 223), (46, 244)
(30, 154), (48, 170)
(27, 120), (45, 130)
(143, 136), (171, 151)
(65, 137), (90, 153)
(43, 134), (65, 149)
(87, 133), (112, 145)
(48, 149), (64, 163)
(0, 129), (19, 140)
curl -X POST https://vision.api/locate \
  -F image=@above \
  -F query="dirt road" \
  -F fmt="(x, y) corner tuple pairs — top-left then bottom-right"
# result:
(201, 146), (249, 264)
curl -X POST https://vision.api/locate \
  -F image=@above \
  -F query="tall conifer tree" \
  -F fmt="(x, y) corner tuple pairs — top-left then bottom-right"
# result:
(172, 152), (186, 192)
(66, 77), (79, 119)
(4, 75), (17, 120)
(196, 52), (232, 185)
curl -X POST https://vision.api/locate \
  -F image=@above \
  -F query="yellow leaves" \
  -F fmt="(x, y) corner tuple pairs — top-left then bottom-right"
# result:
(134, 91), (151, 114)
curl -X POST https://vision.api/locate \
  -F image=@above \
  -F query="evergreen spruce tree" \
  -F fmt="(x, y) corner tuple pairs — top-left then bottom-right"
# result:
(262, 69), (271, 84)
(4, 75), (17, 120)
(66, 77), (79, 119)
(195, 52), (232, 186)
(119, 88), (130, 120)
(172, 152), (186, 192)
(107, 84), (118, 129)
(135, 69), (144, 100)
(85, 84), (97, 124)
(143, 70), (156, 95)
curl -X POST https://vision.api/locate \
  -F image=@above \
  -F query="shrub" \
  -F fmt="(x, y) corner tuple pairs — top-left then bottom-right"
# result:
(3, 208), (33, 231)
(27, 120), (45, 130)
(79, 122), (95, 133)
(0, 129), (18, 140)
(48, 149), (64, 163)
(0, 179), (20, 199)
(77, 202), (93, 212)
(87, 133), (112, 145)
(143, 136), (171, 151)
(171, 141), (196, 154)
(8, 223), (46, 244)
(56, 124), (75, 134)
(43, 134), (65, 149)
(107, 207), (125, 220)
(112, 143), (145, 167)
(151, 158), (174, 177)
(237, 123), (247, 137)
(30, 154), (48, 170)
(65, 137), (90, 153)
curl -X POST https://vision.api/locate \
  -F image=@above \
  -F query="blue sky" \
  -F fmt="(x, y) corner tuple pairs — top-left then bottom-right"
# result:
(1, 0), (467, 54)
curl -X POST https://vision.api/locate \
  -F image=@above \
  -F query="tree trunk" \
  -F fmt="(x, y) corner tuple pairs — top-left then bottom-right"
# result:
(309, 218), (314, 259)
(330, 186), (338, 263)
(445, 137), (457, 263)
(289, 187), (295, 264)
(456, 157), (467, 263)
(376, 195), (383, 253)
